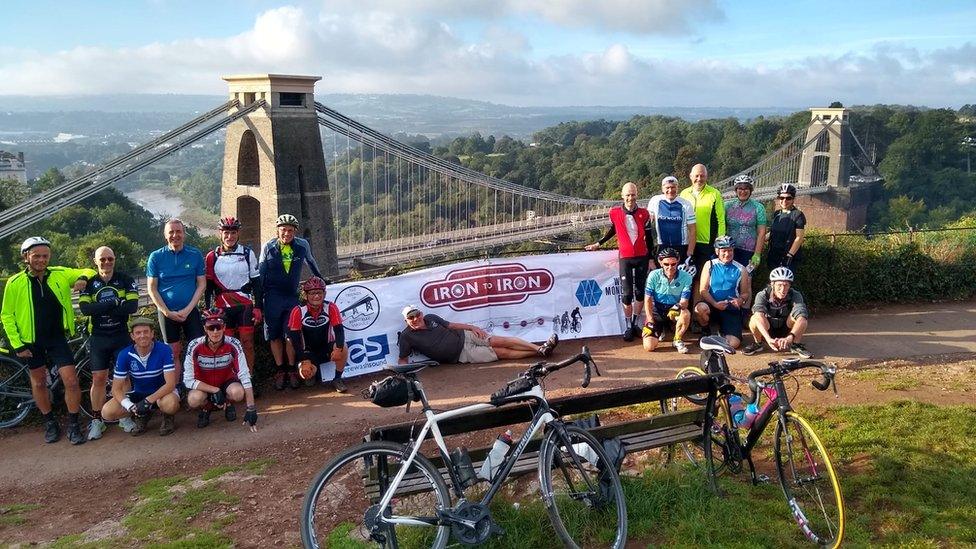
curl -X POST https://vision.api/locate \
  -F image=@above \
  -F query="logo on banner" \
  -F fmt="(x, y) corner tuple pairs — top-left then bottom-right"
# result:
(347, 334), (390, 373)
(334, 285), (380, 331)
(575, 280), (602, 307)
(420, 263), (554, 311)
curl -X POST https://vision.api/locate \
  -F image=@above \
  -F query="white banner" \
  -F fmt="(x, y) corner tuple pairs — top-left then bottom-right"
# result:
(324, 251), (628, 378)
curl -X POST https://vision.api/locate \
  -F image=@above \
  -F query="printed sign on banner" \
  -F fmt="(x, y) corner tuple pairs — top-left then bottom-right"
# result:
(326, 251), (625, 378)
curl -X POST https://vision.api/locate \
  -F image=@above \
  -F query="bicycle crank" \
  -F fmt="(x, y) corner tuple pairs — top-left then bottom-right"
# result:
(448, 501), (502, 545)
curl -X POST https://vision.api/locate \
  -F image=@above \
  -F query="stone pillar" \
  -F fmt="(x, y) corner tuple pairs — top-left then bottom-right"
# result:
(220, 74), (339, 276)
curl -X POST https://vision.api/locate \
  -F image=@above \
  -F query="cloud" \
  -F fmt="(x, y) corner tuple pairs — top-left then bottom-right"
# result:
(0, 6), (971, 109)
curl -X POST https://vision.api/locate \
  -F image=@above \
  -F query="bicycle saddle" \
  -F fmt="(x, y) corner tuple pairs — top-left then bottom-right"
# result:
(389, 360), (439, 375)
(699, 335), (736, 354)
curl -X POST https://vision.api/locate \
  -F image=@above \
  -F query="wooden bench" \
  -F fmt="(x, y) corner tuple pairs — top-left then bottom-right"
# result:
(364, 374), (720, 499)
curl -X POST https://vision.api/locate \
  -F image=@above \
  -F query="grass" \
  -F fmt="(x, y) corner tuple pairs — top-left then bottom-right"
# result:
(46, 458), (278, 548)
(0, 503), (41, 526)
(322, 400), (976, 548)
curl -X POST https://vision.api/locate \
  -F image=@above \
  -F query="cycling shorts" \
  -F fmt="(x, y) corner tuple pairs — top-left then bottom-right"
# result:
(222, 304), (255, 334)
(157, 308), (204, 344)
(732, 248), (754, 267)
(88, 332), (132, 372)
(692, 247), (714, 279)
(647, 303), (680, 340)
(23, 338), (74, 370)
(264, 295), (299, 341)
(705, 304), (743, 339)
(618, 256), (649, 305)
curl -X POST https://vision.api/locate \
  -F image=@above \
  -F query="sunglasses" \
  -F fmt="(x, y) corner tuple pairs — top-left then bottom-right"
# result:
(660, 262), (679, 267)
(406, 312), (422, 320)
(205, 324), (224, 331)
(778, 196), (794, 201)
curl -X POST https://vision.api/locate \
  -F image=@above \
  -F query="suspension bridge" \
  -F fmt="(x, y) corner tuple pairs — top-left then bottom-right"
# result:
(0, 74), (879, 270)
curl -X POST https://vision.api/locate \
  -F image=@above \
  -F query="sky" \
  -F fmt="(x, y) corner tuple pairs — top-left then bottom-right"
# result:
(1, 0), (974, 108)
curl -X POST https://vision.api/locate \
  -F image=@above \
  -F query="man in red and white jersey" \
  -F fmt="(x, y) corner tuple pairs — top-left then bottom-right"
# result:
(184, 308), (258, 431)
(288, 277), (349, 393)
(205, 217), (262, 377)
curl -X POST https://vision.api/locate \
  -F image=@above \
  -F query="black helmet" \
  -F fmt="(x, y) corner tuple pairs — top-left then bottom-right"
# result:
(777, 183), (797, 198)
(657, 247), (680, 261)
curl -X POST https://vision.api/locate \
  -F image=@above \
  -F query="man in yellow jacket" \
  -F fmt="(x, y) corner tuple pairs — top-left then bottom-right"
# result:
(679, 164), (726, 302)
(1, 237), (95, 445)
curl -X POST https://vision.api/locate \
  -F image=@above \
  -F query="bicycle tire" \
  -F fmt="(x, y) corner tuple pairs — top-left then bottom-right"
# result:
(664, 366), (731, 482)
(300, 441), (451, 549)
(774, 412), (845, 549)
(539, 425), (628, 549)
(0, 354), (34, 429)
(75, 358), (97, 420)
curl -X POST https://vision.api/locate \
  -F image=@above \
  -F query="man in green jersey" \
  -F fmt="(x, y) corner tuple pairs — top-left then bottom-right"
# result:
(679, 164), (725, 302)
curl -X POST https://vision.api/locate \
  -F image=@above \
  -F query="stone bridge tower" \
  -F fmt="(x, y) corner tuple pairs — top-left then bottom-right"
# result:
(220, 74), (338, 275)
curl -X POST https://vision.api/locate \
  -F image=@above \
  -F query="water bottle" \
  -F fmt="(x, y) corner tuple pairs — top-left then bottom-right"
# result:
(728, 394), (745, 427)
(478, 430), (513, 481)
(740, 402), (760, 430)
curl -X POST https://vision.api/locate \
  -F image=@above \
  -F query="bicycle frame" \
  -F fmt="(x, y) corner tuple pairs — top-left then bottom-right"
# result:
(372, 380), (559, 529)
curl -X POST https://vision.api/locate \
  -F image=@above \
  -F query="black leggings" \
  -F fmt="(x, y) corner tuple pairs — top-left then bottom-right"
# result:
(618, 256), (649, 305)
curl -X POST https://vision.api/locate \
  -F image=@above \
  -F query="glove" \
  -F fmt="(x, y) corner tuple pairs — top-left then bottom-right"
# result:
(209, 390), (226, 407)
(682, 256), (692, 269)
(252, 308), (263, 324)
(244, 406), (258, 427)
(134, 399), (153, 417)
(784, 254), (793, 267)
(641, 321), (655, 339)
(667, 306), (681, 321)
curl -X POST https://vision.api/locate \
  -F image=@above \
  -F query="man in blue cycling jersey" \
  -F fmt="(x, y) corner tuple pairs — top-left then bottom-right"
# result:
(647, 176), (696, 266)
(100, 317), (180, 436)
(694, 236), (751, 349)
(642, 248), (693, 354)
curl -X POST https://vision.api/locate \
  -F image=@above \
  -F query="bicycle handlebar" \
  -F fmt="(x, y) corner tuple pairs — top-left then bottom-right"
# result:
(746, 358), (837, 404)
(489, 347), (599, 406)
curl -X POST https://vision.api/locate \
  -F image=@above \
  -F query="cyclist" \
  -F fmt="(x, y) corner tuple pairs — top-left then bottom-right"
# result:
(205, 216), (263, 379)
(724, 175), (767, 270)
(1, 237), (95, 445)
(694, 236), (750, 349)
(100, 317), (180, 436)
(641, 248), (693, 353)
(647, 175), (696, 265)
(743, 267), (812, 358)
(259, 214), (325, 390)
(146, 218), (206, 385)
(288, 277), (349, 393)
(584, 182), (652, 342)
(767, 183), (807, 273)
(398, 306), (558, 364)
(679, 164), (726, 294)
(78, 246), (139, 440)
(184, 308), (258, 430)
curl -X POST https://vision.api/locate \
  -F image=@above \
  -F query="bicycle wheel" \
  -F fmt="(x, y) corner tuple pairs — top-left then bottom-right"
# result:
(664, 366), (732, 479)
(539, 425), (627, 549)
(301, 441), (451, 549)
(76, 358), (96, 419)
(0, 354), (34, 428)
(774, 412), (845, 549)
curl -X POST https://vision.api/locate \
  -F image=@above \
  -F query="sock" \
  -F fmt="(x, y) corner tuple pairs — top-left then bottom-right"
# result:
(68, 412), (79, 426)
(93, 410), (102, 421)
(275, 363), (287, 374)
(333, 370), (343, 380)
(43, 412), (55, 422)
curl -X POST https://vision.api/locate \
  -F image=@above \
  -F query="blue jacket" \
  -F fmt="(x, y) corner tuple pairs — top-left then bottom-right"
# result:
(258, 237), (323, 298)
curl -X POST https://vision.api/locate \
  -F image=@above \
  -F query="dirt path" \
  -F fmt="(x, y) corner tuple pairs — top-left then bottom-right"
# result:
(2, 301), (975, 546)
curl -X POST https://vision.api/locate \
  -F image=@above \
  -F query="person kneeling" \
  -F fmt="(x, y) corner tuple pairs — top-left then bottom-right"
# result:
(100, 317), (180, 436)
(742, 267), (812, 359)
(694, 236), (750, 349)
(288, 277), (349, 393)
(642, 248), (693, 353)
(184, 308), (258, 430)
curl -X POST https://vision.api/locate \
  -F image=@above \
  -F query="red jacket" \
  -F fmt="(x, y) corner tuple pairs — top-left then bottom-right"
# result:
(608, 206), (651, 258)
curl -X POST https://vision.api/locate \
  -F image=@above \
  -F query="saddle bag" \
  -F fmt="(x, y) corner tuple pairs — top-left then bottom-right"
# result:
(364, 375), (420, 408)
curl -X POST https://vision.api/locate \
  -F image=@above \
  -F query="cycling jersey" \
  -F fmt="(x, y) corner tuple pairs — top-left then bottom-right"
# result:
(598, 205), (652, 259)
(644, 268), (693, 307)
(258, 237), (323, 297)
(679, 184), (725, 244)
(753, 287), (809, 323)
(724, 198), (767, 253)
(146, 245), (205, 310)
(287, 302), (345, 362)
(1, 266), (96, 352)
(79, 272), (139, 337)
(647, 195), (696, 247)
(114, 341), (174, 395)
(205, 244), (263, 309)
(768, 207), (806, 254)
(183, 335), (252, 390)
(705, 259), (746, 302)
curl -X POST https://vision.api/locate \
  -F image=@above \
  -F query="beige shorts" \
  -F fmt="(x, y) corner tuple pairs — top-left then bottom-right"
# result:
(457, 331), (498, 364)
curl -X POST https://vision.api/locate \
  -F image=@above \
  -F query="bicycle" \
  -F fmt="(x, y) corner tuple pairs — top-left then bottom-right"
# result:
(0, 323), (104, 428)
(300, 347), (628, 548)
(665, 335), (845, 548)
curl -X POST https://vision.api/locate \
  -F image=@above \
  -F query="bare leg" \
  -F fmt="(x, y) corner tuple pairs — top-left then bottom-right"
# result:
(59, 364), (81, 414)
(91, 370), (109, 414)
(29, 368), (52, 415)
(269, 339), (285, 365)
(489, 336), (539, 353)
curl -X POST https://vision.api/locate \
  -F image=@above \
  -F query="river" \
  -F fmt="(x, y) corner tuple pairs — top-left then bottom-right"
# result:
(125, 187), (186, 219)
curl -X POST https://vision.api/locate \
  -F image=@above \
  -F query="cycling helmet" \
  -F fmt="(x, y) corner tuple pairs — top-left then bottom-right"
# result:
(276, 214), (299, 228)
(20, 236), (51, 254)
(678, 262), (697, 278)
(733, 174), (754, 189)
(302, 276), (327, 293)
(777, 183), (797, 198)
(657, 247), (680, 261)
(128, 316), (155, 332)
(714, 235), (735, 250)
(202, 307), (225, 325)
(769, 267), (795, 283)
(217, 216), (241, 230)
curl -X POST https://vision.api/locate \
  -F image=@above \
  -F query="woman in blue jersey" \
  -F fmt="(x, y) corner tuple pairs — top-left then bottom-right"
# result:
(693, 236), (751, 348)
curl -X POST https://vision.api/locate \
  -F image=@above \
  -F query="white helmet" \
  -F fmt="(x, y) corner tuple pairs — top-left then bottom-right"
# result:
(733, 174), (754, 189)
(276, 214), (299, 228)
(20, 236), (51, 255)
(769, 267), (794, 283)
